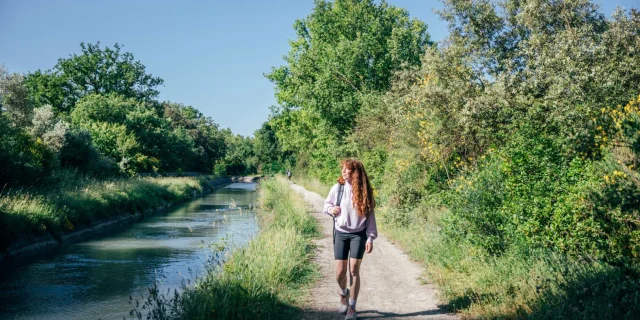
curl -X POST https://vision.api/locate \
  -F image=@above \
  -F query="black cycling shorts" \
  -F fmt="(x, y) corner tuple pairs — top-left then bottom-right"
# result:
(334, 229), (367, 260)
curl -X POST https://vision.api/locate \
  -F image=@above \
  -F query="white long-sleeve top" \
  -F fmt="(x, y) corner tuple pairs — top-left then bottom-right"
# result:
(323, 182), (378, 243)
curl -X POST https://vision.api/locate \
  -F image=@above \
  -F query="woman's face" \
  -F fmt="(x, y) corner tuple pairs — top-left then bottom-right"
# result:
(341, 165), (352, 181)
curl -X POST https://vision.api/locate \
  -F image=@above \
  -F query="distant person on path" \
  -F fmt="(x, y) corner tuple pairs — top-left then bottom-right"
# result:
(323, 158), (377, 320)
(287, 169), (292, 180)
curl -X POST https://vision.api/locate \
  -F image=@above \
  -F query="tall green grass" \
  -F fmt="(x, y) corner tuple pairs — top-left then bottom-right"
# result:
(132, 177), (320, 319)
(379, 207), (640, 320)
(292, 174), (332, 199)
(0, 170), (215, 250)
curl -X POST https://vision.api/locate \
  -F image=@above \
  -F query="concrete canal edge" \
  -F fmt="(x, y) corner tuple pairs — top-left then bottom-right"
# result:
(0, 176), (262, 265)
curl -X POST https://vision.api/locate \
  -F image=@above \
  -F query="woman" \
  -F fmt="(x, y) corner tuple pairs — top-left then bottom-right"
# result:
(323, 158), (377, 320)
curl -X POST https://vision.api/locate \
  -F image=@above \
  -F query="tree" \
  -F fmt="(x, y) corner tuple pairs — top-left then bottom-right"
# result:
(0, 116), (53, 186)
(253, 121), (287, 165)
(430, 0), (640, 158)
(0, 67), (33, 127)
(24, 70), (72, 113)
(72, 94), (155, 174)
(371, 0), (640, 263)
(70, 93), (136, 125)
(162, 102), (226, 172)
(26, 42), (163, 113)
(265, 0), (430, 174)
(266, 0), (429, 132)
(217, 129), (256, 175)
(30, 105), (68, 156)
(253, 120), (296, 173)
(59, 127), (115, 175)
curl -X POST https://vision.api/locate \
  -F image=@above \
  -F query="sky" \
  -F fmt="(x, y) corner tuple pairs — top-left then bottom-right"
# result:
(0, 0), (637, 137)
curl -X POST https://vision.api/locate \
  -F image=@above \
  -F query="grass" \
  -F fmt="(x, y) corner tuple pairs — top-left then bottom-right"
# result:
(379, 206), (640, 320)
(0, 169), (218, 250)
(291, 173), (332, 198)
(131, 176), (321, 319)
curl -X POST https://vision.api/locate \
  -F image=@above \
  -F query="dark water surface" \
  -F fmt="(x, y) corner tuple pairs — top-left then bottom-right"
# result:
(0, 182), (259, 320)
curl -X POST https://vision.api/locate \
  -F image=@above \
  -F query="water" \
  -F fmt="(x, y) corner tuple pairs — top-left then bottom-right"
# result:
(0, 182), (259, 320)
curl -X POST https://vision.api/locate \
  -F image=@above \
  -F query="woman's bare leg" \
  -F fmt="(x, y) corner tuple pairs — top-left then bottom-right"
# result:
(335, 260), (348, 290)
(349, 258), (363, 300)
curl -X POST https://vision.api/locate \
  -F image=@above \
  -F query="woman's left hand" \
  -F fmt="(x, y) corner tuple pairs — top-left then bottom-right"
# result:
(365, 242), (373, 253)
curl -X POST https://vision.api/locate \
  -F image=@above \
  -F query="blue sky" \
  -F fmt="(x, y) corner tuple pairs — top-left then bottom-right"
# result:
(0, 0), (636, 136)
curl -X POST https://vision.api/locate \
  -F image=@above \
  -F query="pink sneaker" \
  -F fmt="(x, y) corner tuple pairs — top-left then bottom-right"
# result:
(339, 288), (349, 314)
(345, 305), (357, 320)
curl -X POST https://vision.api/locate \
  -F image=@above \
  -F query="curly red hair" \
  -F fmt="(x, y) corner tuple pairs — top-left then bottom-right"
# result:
(337, 158), (375, 217)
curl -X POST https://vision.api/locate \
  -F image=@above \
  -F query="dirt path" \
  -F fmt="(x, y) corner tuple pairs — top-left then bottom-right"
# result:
(289, 182), (458, 320)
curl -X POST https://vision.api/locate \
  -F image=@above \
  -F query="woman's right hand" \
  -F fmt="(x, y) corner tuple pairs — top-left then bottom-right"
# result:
(330, 206), (341, 216)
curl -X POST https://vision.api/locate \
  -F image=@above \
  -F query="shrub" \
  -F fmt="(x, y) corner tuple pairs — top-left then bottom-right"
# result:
(0, 116), (54, 186)
(447, 128), (640, 265)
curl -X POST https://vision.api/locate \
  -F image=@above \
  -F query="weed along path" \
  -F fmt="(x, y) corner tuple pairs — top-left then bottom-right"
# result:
(289, 182), (458, 320)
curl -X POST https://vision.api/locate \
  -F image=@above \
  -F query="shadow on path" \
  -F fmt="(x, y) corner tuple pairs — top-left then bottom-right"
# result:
(303, 306), (455, 320)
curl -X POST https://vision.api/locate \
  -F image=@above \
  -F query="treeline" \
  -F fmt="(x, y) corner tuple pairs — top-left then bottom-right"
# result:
(0, 43), (279, 252)
(264, 0), (639, 318)
(0, 42), (265, 188)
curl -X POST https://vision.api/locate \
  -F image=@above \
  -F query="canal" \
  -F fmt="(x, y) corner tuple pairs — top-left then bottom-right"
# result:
(0, 182), (259, 320)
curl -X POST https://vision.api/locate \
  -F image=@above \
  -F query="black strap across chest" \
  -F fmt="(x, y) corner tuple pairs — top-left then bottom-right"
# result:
(333, 183), (344, 244)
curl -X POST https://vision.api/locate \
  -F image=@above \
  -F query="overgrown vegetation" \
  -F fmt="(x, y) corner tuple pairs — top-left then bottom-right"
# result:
(130, 177), (320, 319)
(0, 171), (214, 251)
(266, 0), (640, 318)
(379, 207), (640, 319)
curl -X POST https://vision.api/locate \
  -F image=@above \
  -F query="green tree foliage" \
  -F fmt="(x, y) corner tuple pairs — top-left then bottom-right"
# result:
(24, 42), (163, 113)
(430, 0), (640, 158)
(30, 105), (69, 156)
(69, 94), (229, 175)
(59, 128), (114, 175)
(71, 94), (143, 172)
(253, 121), (294, 173)
(217, 129), (256, 175)
(0, 116), (54, 185)
(368, 1), (640, 266)
(447, 128), (640, 265)
(2, 41), (234, 184)
(0, 67), (33, 127)
(58, 42), (162, 104)
(266, 0), (430, 176)
(84, 121), (140, 174)
(71, 94), (182, 174)
(23, 70), (71, 113)
(162, 102), (226, 172)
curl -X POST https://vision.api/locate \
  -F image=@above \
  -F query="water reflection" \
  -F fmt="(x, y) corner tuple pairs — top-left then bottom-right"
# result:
(0, 183), (258, 320)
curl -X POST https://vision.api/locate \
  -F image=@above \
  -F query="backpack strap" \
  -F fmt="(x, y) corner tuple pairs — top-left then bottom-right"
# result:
(333, 183), (344, 244)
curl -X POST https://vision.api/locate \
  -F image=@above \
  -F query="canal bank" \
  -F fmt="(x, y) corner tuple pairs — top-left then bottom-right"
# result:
(0, 181), (260, 320)
(0, 176), (261, 265)
(135, 177), (320, 319)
